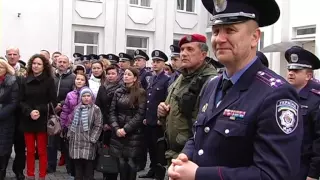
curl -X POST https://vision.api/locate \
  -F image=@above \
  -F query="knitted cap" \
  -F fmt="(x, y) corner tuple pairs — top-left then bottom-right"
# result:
(80, 87), (94, 97)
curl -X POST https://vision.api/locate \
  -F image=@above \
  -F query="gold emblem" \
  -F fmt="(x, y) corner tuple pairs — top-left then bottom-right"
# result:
(202, 103), (208, 112)
(213, 0), (227, 13)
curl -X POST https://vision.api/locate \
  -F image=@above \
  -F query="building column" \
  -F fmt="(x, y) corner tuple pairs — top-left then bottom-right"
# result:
(314, 17), (320, 78)
(61, 0), (73, 57)
(104, 0), (117, 54)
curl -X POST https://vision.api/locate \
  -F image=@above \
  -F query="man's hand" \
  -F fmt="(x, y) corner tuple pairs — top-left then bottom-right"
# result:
(117, 128), (126, 137)
(55, 103), (62, 112)
(168, 153), (192, 180)
(158, 102), (170, 117)
(30, 110), (40, 120)
(306, 177), (317, 180)
(157, 120), (162, 126)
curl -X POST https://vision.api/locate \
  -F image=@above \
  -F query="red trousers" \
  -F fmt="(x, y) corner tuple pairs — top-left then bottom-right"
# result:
(24, 132), (48, 178)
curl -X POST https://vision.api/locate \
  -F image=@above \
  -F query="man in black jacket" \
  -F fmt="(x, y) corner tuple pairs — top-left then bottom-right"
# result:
(47, 55), (75, 174)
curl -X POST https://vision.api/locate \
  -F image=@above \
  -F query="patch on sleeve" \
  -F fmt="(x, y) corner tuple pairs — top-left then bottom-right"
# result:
(276, 99), (299, 134)
(311, 89), (320, 96)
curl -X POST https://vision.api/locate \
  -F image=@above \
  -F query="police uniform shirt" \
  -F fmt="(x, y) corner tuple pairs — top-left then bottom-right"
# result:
(145, 71), (170, 126)
(139, 67), (152, 90)
(215, 57), (257, 105)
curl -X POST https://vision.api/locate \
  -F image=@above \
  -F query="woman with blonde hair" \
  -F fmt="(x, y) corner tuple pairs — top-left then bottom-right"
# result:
(0, 59), (19, 180)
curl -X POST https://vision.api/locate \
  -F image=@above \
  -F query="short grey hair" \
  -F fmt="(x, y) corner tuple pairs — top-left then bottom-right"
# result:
(198, 42), (209, 52)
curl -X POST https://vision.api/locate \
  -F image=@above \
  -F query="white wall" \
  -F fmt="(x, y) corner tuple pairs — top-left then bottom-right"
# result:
(1, 0), (60, 61)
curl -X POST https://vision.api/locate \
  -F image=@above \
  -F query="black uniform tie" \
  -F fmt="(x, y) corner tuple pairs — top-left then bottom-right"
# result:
(221, 79), (233, 99)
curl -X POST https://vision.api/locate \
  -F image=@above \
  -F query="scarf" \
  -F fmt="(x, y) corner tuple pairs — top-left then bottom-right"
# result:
(90, 75), (101, 83)
(70, 104), (91, 132)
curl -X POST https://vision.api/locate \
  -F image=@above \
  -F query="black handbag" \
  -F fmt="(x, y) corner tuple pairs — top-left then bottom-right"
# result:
(96, 134), (119, 173)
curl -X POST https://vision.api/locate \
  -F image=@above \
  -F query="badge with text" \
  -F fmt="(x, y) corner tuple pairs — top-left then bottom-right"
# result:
(276, 99), (299, 134)
(223, 109), (246, 120)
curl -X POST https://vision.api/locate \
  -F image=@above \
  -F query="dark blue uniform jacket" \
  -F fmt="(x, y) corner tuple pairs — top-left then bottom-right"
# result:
(182, 60), (303, 180)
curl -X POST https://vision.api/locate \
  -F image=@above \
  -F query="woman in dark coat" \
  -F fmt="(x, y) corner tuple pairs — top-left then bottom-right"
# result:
(109, 67), (146, 180)
(19, 54), (57, 180)
(0, 59), (19, 180)
(95, 65), (122, 180)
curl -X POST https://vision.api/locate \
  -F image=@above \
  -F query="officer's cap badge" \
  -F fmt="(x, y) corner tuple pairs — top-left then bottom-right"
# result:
(155, 51), (159, 57)
(186, 35), (192, 42)
(276, 99), (299, 134)
(120, 54), (123, 58)
(108, 55), (112, 60)
(136, 50), (139, 54)
(213, 0), (227, 13)
(83, 57), (87, 61)
(290, 54), (299, 63)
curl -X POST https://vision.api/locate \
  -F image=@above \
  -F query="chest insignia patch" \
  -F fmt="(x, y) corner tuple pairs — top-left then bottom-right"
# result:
(276, 99), (299, 134)
(223, 109), (246, 120)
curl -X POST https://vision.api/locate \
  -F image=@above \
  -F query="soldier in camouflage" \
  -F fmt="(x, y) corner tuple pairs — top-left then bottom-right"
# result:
(157, 34), (217, 164)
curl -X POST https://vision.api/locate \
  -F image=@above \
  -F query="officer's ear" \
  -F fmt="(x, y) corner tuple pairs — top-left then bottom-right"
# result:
(248, 21), (260, 50)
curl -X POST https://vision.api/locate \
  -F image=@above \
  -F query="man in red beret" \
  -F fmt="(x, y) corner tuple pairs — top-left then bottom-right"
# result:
(157, 33), (217, 172)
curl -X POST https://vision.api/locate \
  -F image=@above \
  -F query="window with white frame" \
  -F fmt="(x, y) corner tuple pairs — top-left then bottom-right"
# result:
(129, 0), (150, 7)
(177, 0), (195, 12)
(173, 39), (180, 47)
(293, 26), (316, 38)
(126, 36), (148, 56)
(74, 31), (99, 55)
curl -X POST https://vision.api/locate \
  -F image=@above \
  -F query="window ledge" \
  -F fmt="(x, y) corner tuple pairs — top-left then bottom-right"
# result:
(77, 0), (103, 3)
(177, 10), (197, 15)
(129, 4), (152, 9)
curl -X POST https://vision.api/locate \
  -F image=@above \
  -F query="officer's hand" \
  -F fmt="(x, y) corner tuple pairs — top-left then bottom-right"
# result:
(143, 119), (147, 125)
(157, 120), (162, 126)
(158, 102), (170, 117)
(306, 177), (317, 180)
(177, 153), (189, 162)
(173, 160), (198, 180)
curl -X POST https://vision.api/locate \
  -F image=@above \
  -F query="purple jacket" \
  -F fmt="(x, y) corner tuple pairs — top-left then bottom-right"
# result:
(60, 89), (80, 128)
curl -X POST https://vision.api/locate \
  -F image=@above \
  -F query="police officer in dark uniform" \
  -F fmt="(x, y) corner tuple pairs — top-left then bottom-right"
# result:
(118, 52), (133, 78)
(168, 45), (181, 86)
(80, 55), (92, 77)
(168, 0), (303, 179)
(105, 54), (120, 67)
(133, 49), (152, 90)
(285, 46), (320, 180)
(139, 50), (169, 180)
(73, 53), (83, 65)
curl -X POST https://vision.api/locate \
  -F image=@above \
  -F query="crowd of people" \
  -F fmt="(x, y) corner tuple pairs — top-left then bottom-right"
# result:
(0, 0), (320, 180)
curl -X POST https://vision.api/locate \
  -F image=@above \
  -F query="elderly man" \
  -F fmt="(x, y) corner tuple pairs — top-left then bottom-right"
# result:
(157, 34), (217, 164)
(5, 47), (26, 180)
(168, 0), (303, 180)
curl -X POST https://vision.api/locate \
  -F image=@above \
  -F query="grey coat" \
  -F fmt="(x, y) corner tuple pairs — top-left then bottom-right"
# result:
(68, 104), (103, 160)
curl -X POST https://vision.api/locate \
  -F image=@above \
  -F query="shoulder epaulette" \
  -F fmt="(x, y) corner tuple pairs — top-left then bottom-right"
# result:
(312, 78), (320, 84)
(256, 71), (284, 88)
(311, 88), (320, 96)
